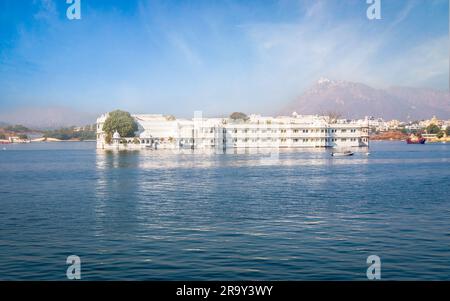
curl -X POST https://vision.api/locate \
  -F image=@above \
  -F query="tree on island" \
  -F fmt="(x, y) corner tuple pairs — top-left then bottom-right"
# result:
(446, 126), (450, 136)
(104, 133), (112, 144)
(321, 111), (342, 124)
(5, 124), (30, 133)
(102, 110), (138, 139)
(43, 126), (96, 141)
(229, 112), (249, 121)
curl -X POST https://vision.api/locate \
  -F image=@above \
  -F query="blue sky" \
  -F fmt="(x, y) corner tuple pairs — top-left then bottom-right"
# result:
(0, 0), (448, 116)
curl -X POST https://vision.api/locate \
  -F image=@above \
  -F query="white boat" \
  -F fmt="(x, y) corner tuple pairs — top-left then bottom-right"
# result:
(331, 150), (354, 157)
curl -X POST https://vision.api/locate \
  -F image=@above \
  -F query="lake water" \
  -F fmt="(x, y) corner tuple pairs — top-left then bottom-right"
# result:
(0, 141), (449, 280)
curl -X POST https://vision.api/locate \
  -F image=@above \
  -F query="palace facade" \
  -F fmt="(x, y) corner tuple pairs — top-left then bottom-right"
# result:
(96, 113), (369, 150)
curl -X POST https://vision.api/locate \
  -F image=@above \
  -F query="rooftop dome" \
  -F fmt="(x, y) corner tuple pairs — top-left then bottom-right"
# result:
(112, 131), (121, 139)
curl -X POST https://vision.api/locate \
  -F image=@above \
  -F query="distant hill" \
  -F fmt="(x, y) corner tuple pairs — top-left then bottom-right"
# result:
(281, 78), (450, 120)
(0, 106), (98, 129)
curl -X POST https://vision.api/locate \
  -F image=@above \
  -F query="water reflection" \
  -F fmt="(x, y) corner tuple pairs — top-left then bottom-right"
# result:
(88, 143), (450, 280)
(1, 141), (450, 279)
(94, 150), (144, 240)
(93, 147), (375, 248)
(95, 147), (374, 171)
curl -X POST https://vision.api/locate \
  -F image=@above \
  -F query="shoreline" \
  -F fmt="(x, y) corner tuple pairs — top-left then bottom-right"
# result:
(370, 137), (450, 143)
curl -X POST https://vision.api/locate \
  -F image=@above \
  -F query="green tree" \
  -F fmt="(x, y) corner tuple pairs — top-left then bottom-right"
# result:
(437, 131), (444, 139)
(42, 126), (96, 141)
(102, 110), (138, 138)
(426, 124), (441, 134)
(446, 126), (450, 136)
(229, 112), (249, 121)
(5, 124), (30, 132)
(323, 111), (342, 124)
(43, 128), (71, 140)
(73, 129), (96, 141)
(104, 133), (112, 144)
(0, 133), (6, 140)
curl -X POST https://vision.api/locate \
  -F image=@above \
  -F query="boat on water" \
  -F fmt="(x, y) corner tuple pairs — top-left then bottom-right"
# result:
(406, 134), (426, 144)
(331, 150), (354, 157)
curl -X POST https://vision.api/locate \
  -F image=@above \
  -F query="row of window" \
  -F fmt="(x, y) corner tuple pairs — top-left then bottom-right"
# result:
(225, 138), (359, 143)
(201, 128), (359, 134)
(174, 138), (361, 144)
(104, 136), (362, 144)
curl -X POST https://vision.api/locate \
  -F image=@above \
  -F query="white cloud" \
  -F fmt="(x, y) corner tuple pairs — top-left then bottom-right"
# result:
(167, 33), (203, 66)
(384, 35), (449, 88)
(33, 0), (57, 21)
(239, 0), (447, 96)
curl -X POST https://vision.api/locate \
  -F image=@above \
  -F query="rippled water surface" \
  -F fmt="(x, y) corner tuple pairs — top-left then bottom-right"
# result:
(0, 141), (449, 280)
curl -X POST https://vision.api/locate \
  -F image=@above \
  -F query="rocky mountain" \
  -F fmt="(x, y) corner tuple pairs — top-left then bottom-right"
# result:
(281, 78), (450, 120)
(0, 106), (98, 129)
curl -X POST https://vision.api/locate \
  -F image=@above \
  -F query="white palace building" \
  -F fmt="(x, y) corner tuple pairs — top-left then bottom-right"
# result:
(96, 112), (369, 150)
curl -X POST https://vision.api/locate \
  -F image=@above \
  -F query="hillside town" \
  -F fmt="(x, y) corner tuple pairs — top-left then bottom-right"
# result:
(369, 116), (450, 142)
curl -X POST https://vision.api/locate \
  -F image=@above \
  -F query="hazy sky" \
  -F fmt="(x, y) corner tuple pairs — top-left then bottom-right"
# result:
(0, 0), (448, 116)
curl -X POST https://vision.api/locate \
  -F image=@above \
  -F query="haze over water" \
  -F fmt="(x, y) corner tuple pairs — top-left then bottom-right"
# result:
(0, 141), (449, 280)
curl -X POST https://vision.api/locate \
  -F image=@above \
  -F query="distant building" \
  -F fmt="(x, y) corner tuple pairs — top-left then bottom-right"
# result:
(8, 136), (30, 144)
(404, 123), (422, 132)
(386, 119), (402, 130)
(367, 117), (388, 132)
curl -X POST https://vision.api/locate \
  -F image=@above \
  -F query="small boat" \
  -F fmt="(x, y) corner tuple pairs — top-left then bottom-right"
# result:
(406, 134), (426, 144)
(331, 150), (354, 157)
(406, 137), (426, 144)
